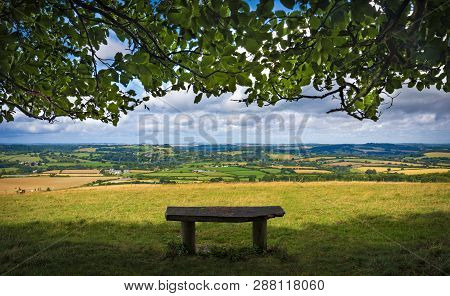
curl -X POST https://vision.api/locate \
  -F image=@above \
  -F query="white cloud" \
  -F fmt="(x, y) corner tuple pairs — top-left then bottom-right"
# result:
(96, 33), (130, 60)
(1, 85), (449, 144)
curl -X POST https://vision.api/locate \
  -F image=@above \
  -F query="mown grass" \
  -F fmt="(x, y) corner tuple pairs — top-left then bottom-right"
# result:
(355, 167), (449, 175)
(0, 182), (448, 275)
(0, 176), (116, 194)
(424, 152), (450, 158)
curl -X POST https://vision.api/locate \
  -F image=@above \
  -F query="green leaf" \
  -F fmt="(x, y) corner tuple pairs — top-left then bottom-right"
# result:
(194, 93), (202, 104)
(316, 0), (330, 10)
(331, 8), (346, 27)
(280, 0), (295, 10)
(354, 99), (364, 110)
(219, 6), (231, 18)
(132, 51), (149, 64)
(114, 52), (123, 63)
(107, 103), (119, 113)
(244, 38), (259, 54)
(417, 82), (424, 91)
(256, 0), (274, 16)
(310, 16), (321, 30)
(236, 73), (253, 86)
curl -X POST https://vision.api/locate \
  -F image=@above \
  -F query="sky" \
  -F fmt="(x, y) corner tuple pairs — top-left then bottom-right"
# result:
(1, 1), (449, 145)
(1, 83), (449, 145)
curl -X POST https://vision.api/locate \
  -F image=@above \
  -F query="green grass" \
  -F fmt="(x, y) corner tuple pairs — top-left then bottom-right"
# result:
(0, 168), (19, 173)
(0, 182), (448, 275)
(424, 152), (450, 158)
(260, 168), (282, 174)
(0, 153), (41, 162)
(42, 161), (114, 168)
(213, 166), (266, 177)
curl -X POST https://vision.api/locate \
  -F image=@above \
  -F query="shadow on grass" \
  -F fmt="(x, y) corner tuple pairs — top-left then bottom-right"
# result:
(0, 212), (448, 275)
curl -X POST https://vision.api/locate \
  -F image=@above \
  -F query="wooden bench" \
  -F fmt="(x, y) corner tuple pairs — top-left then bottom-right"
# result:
(165, 206), (285, 254)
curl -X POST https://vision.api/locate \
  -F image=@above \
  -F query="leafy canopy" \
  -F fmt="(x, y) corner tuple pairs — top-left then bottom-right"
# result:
(0, 0), (448, 124)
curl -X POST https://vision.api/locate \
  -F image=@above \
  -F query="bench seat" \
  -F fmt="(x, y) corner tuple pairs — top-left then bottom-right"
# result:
(165, 206), (285, 253)
(165, 206), (285, 223)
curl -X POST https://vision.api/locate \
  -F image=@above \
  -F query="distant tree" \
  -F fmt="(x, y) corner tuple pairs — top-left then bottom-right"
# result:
(365, 169), (377, 175)
(159, 177), (176, 184)
(281, 168), (295, 174)
(210, 177), (224, 182)
(261, 174), (277, 181)
(248, 175), (256, 182)
(1, 0), (448, 124)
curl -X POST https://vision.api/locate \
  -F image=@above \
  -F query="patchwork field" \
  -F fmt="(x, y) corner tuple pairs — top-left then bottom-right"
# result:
(0, 182), (448, 275)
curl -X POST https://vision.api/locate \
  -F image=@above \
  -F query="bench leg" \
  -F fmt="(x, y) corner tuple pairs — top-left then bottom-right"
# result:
(252, 219), (267, 251)
(181, 221), (196, 254)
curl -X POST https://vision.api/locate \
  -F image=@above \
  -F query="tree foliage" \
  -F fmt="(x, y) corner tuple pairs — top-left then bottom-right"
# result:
(0, 0), (448, 124)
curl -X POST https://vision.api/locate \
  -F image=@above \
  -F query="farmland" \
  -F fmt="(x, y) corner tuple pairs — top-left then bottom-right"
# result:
(0, 182), (448, 275)
(0, 176), (115, 194)
(424, 152), (450, 158)
(0, 143), (449, 194)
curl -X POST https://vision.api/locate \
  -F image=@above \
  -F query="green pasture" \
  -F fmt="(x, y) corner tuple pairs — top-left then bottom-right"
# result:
(0, 182), (448, 275)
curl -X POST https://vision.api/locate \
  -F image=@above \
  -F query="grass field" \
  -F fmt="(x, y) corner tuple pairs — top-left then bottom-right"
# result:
(75, 148), (97, 152)
(355, 167), (449, 175)
(0, 176), (115, 194)
(268, 153), (297, 160)
(0, 154), (40, 162)
(0, 182), (448, 275)
(43, 169), (101, 175)
(400, 169), (450, 175)
(424, 152), (450, 158)
(294, 169), (331, 174)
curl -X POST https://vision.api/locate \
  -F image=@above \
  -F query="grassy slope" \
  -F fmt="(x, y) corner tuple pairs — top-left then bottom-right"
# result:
(0, 182), (449, 276)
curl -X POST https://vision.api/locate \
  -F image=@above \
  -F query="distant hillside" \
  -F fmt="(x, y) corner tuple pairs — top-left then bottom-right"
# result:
(306, 143), (450, 156)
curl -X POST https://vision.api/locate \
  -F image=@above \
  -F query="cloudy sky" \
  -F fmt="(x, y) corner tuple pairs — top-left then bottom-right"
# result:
(1, 82), (449, 145)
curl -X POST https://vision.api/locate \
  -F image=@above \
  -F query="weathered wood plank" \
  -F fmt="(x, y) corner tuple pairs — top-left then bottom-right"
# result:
(165, 206), (285, 222)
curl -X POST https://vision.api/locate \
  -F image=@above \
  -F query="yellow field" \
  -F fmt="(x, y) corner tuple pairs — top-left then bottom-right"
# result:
(355, 166), (402, 173)
(0, 176), (115, 194)
(219, 162), (248, 165)
(325, 161), (359, 167)
(271, 165), (316, 169)
(61, 169), (100, 174)
(75, 147), (97, 152)
(217, 151), (243, 155)
(340, 158), (416, 165)
(302, 157), (335, 161)
(401, 168), (449, 175)
(294, 169), (331, 174)
(43, 169), (101, 175)
(355, 167), (449, 175)
(268, 153), (298, 160)
(424, 152), (450, 158)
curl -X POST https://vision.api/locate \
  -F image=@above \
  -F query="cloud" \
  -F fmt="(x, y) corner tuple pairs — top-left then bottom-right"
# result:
(96, 32), (130, 60)
(0, 85), (449, 144)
